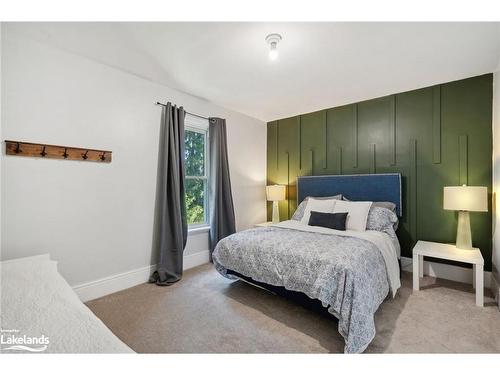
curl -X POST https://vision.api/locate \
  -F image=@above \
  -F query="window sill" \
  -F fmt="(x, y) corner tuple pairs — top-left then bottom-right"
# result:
(188, 225), (210, 235)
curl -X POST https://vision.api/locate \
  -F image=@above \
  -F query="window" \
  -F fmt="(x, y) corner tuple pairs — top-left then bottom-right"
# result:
(184, 114), (209, 227)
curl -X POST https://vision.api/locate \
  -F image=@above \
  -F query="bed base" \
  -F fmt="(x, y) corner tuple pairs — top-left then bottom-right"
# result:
(226, 269), (337, 319)
(227, 263), (400, 316)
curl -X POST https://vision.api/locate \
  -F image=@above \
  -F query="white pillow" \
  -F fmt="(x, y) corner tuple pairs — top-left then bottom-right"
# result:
(332, 200), (372, 231)
(301, 198), (337, 225)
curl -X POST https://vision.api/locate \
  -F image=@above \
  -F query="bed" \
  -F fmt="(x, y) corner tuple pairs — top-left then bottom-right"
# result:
(213, 173), (402, 354)
(0, 254), (133, 353)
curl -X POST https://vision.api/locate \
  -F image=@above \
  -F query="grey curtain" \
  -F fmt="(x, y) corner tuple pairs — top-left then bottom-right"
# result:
(149, 103), (188, 285)
(208, 118), (236, 255)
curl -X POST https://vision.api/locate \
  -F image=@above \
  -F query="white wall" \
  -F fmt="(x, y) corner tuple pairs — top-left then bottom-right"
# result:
(493, 71), (500, 288)
(0, 24), (3, 254)
(0, 28), (267, 287)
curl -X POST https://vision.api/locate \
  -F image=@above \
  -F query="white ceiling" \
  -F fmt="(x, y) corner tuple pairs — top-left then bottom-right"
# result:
(5, 22), (500, 121)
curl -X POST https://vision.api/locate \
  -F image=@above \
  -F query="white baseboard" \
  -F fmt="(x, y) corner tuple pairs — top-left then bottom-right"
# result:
(73, 250), (210, 302)
(183, 249), (211, 270)
(401, 256), (492, 290)
(73, 264), (156, 302)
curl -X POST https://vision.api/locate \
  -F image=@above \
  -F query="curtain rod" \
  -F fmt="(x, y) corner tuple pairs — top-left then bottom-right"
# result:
(155, 101), (209, 121)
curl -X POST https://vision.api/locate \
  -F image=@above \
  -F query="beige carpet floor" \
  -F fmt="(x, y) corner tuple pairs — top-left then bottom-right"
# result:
(86, 264), (500, 353)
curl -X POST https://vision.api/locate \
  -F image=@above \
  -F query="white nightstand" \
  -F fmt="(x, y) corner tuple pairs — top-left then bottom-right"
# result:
(254, 222), (274, 227)
(412, 240), (484, 306)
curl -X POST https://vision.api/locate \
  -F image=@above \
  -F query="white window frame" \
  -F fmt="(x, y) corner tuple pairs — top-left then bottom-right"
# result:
(184, 114), (209, 229)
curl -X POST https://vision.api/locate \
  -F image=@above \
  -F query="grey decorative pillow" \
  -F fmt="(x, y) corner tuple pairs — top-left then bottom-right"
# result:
(343, 196), (397, 213)
(366, 206), (399, 237)
(291, 194), (342, 221)
(372, 201), (397, 212)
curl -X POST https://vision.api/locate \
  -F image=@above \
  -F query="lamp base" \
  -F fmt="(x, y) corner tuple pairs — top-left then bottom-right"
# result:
(272, 201), (280, 224)
(456, 210), (473, 250)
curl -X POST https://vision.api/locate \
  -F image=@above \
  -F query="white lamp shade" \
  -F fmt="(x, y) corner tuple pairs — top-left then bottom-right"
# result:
(266, 185), (286, 201)
(443, 186), (488, 212)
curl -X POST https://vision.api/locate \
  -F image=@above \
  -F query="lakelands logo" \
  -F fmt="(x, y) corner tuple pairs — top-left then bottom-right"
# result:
(0, 329), (49, 352)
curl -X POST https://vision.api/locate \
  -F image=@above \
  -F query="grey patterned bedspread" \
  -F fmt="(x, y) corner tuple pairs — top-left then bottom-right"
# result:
(212, 222), (399, 353)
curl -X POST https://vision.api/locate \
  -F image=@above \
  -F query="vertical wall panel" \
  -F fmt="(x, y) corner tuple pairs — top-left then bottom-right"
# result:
(266, 121), (278, 219)
(370, 143), (376, 173)
(289, 119), (301, 218)
(441, 76), (492, 268)
(410, 139), (418, 244)
(337, 147), (343, 174)
(432, 86), (442, 164)
(266, 121), (278, 171)
(276, 117), (300, 221)
(459, 135), (468, 186)
(326, 106), (352, 175)
(352, 104), (358, 168)
(300, 110), (327, 176)
(358, 97), (391, 172)
(309, 150), (314, 175)
(285, 152), (290, 217)
(298, 116), (302, 169)
(323, 111), (328, 169)
(276, 120), (279, 169)
(389, 95), (396, 165)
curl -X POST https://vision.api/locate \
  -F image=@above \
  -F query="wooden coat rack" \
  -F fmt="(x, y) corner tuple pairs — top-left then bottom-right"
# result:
(5, 140), (112, 163)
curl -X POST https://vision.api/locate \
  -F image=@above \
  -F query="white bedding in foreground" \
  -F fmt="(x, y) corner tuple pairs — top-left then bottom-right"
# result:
(272, 220), (401, 296)
(0, 255), (133, 353)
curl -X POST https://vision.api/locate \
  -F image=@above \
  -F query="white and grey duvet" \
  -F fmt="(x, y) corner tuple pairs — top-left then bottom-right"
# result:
(212, 220), (400, 354)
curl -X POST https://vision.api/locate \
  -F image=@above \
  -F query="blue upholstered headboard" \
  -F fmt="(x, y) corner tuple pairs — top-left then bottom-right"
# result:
(297, 173), (402, 216)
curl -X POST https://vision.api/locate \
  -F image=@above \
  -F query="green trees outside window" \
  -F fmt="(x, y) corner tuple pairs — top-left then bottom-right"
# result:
(185, 128), (208, 225)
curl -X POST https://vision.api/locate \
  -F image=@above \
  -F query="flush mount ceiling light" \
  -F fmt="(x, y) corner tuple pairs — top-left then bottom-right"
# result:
(265, 33), (282, 61)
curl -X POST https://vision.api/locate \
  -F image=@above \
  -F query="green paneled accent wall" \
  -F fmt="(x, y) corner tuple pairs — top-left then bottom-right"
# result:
(267, 74), (493, 271)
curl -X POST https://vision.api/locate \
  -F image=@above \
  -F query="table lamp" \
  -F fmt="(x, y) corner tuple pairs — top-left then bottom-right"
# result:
(443, 185), (488, 250)
(266, 185), (286, 224)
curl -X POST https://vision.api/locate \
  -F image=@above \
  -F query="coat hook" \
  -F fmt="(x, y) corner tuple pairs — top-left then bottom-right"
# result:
(15, 142), (22, 154)
(40, 145), (47, 157)
(82, 150), (89, 160)
(100, 151), (106, 161)
(62, 148), (69, 159)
